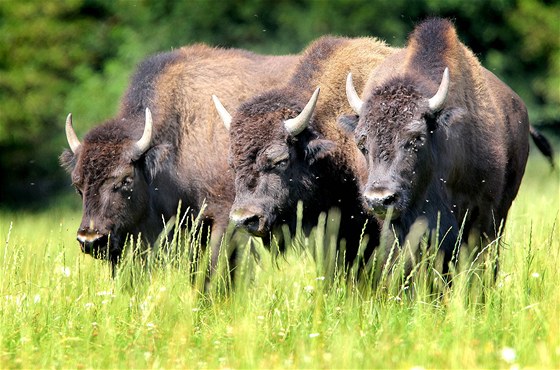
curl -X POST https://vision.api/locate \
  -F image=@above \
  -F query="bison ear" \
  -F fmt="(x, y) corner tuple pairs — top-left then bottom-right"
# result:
(436, 107), (466, 128)
(337, 114), (359, 133)
(59, 149), (77, 173)
(305, 138), (336, 165)
(142, 144), (172, 181)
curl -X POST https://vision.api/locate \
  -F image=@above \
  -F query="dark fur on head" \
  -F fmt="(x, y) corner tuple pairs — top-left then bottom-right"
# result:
(60, 44), (301, 271)
(226, 36), (399, 265)
(349, 17), (539, 274)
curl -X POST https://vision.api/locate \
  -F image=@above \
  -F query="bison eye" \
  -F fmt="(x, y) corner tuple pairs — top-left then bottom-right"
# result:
(122, 176), (133, 189)
(404, 135), (426, 151)
(271, 155), (289, 170)
(358, 143), (368, 155)
(356, 137), (368, 155)
(114, 176), (134, 192)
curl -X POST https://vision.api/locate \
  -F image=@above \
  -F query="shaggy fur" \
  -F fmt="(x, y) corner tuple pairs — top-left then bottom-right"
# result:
(349, 18), (543, 270)
(60, 44), (299, 266)
(226, 36), (399, 265)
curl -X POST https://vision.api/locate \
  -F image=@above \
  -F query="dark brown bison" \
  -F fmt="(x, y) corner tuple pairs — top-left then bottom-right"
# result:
(212, 36), (398, 265)
(60, 44), (299, 268)
(343, 18), (554, 269)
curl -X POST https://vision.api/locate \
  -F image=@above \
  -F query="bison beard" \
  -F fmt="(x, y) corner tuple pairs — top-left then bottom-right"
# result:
(216, 87), (379, 269)
(60, 44), (300, 276)
(344, 18), (554, 276)
(212, 36), (400, 273)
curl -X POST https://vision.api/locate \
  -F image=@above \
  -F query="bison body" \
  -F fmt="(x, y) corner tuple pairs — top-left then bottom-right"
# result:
(61, 44), (299, 267)
(214, 36), (398, 265)
(345, 18), (544, 268)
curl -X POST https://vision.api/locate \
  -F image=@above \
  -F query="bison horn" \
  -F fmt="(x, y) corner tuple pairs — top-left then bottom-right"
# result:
(65, 113), (81, 154)
(211, 95), (232, 130)
(346, 72), (363, 115)
(133, 107), (153, 158)
(284, 87), (320, 136)
(428, 67), (450, 112)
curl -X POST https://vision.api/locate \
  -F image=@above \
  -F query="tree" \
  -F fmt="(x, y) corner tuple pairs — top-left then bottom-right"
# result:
(0, 0), (557, 207)
(0, 1), (118, 205)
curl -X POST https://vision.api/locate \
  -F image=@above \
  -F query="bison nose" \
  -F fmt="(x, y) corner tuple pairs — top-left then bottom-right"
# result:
(230, 208), (266, 237)
(239, 214), (261, 234)
(77, 228), (108, 255)
(364, 188), (400, 219)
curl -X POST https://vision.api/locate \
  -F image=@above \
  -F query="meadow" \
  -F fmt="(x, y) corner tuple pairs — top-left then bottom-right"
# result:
(0, 151), (558, 369)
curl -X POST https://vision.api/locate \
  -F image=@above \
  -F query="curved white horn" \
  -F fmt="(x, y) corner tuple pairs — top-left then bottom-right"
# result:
(133, 107), (153, 158)
(428, 67), (450, 112)
(212, 94), (232, 130)
(284, 87), (320, 136)
(346, 72), (363, 115)
(65, 113), (81, 154)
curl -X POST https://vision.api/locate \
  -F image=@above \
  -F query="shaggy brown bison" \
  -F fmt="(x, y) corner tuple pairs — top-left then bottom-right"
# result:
(344, 18), (554, 270)
(212, 36), (398, 266)
(60, 44), (299, 269)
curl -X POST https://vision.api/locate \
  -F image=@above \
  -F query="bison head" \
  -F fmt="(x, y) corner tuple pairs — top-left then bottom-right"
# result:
(60, 108), (166, 263)
(343, 68), (461, 220)
(213, 88), (336, 238)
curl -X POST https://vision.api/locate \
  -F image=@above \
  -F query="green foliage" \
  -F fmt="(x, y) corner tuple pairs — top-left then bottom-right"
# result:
(0, 1), (118, 204)
(0, 0), (558, 206)
(507, 0), (560, 123)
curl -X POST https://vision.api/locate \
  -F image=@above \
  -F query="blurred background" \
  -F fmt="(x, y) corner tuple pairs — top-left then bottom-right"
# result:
(0, 0), (558, 209)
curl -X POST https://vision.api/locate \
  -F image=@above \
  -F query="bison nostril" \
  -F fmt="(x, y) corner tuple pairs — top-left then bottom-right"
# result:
(77, 231), (109, 257)
(382, 193), (397, 207)
(364, 188), (397, 208)
(231, 212), (265, 237)
(77, 237), (92, 254)
(230, 207), (267, 236)
(241, 214), (260, 231)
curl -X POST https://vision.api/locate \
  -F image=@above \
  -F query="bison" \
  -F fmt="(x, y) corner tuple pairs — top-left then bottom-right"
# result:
(343, 18), (554, 270)
(212, 36), (398, 266)
(60, 44), (299, 270)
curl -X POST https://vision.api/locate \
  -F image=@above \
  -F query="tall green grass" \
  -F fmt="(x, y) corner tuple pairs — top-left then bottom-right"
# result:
(1, 153), (558, 369)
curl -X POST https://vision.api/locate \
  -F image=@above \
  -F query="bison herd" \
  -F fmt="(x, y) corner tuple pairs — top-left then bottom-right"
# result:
(61, 18), (553, 282)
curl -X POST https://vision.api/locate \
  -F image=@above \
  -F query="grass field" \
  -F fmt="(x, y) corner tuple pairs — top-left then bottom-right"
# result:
(0, 151), (558, 369)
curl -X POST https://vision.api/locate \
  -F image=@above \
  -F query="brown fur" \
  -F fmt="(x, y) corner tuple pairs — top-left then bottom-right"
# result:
(352, 18), (531, 270)
(60, 44), (299, 266)
(226, 36), (399, 264)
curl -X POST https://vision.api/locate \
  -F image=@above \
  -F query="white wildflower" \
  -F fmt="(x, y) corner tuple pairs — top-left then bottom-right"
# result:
(96, 290), (114, 297)
(309, 332), (320, 338)
(501, 347), (516, 363)
(56, 266), (71, 277)
(15, 294), (27, 307)
(20, 337), (30, 344)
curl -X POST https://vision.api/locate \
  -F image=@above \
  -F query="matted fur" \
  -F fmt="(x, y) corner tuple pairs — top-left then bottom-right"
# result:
(351, 18), (533, 269)
(226, 36), (399, 265)
(60, 44), (299, 266)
